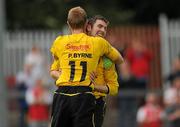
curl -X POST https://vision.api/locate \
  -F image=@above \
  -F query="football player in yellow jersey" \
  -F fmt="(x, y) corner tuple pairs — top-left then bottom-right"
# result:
(50, 7), (123, 127)
(86, 15), (122, 127)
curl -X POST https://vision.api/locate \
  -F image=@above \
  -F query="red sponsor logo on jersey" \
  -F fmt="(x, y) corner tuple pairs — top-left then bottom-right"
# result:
(66, 44), (90, 51)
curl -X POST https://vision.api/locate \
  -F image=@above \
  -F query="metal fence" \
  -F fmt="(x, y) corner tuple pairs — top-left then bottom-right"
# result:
(1, 26), (172, 127)
(3, 27), (161, 88)
(2, 30), (62, 76)
(159, 14), (180, 80)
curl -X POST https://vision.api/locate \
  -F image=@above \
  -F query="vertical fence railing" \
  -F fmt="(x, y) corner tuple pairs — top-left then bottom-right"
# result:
(159, 14), (180, 87)
(0, 0), (8, 126)
(3, 30), (62, 77)
(3, 27), (161, 88)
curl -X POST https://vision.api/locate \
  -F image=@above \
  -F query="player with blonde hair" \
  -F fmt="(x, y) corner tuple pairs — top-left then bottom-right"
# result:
(50, 7), (123, 127)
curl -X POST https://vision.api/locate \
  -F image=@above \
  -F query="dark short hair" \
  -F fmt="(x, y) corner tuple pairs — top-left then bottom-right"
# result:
(87, 15), (109, 27)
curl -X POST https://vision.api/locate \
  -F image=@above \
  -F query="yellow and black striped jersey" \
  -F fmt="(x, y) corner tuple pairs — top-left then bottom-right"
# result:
(50, 33), (119, 86)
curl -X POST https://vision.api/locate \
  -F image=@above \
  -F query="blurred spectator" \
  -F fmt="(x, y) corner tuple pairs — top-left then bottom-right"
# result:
(136, 92), (163, 127)
(24, 46), (47, 87)
(166, 56), (180, 84)
(16, 64), (35, 89)
(118, 62), (138, 89)
(164, 75), (180, 106)
(15, 46), (49, 127)
(25, 79), (52, 127)
(117, 62), (140, 127)
(125, 38), (152, 89)
(16, 64), (34, 127)
(162, 92), (180, 127)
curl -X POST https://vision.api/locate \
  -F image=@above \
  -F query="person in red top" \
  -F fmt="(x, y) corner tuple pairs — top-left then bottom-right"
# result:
(25, 79), (52, 127)
(125, 38), (152, 89)
(136, 92), (163, 127)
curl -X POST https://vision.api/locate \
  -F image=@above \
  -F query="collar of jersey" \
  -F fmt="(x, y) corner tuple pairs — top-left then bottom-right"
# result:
(68, 33), (86, 42)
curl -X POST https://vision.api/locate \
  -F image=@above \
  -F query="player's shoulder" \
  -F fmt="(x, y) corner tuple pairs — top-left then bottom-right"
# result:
(53, 35), (68, 45)
(55, 35), (68, 41)
(91, 36), (108, 46)
(93, 36), (106, 41)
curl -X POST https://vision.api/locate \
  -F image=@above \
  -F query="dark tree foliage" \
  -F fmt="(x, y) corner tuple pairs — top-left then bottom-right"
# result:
(5, 0), (180, 30)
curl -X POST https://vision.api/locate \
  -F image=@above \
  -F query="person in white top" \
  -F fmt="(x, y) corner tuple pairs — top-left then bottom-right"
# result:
(164, 76), (180, 106)
(137, 92), (163, 127)
(24, 46), (47, 87)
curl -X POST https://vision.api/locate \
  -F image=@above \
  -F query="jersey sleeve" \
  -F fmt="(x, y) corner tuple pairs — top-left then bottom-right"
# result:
(50, 36), (62, 57)
(108, 47), (123, 63)
(104, 63), (119, 96)
(103, 56), (113, 69)
(50, 59), (59, 71)
(98, 38), (122, 63)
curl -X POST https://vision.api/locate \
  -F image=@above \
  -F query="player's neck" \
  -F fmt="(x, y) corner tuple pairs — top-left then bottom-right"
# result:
(71, 29), (84, 34)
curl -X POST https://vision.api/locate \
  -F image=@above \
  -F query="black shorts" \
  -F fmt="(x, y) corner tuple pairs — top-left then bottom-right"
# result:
(94, 97), (106, 127)
(51, 86), (95, 127)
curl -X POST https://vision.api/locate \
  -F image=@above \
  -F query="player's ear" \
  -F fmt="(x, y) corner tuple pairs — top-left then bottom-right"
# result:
(87, 25), (91, 31)
(86, 23), (92, 34)
(67, 21), (72, 34)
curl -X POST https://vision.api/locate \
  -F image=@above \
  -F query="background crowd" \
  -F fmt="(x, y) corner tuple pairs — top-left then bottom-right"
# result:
(4, 36), (179, 127)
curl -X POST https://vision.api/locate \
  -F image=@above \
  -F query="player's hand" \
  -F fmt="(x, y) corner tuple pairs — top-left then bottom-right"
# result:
(50, 70), (61, 80)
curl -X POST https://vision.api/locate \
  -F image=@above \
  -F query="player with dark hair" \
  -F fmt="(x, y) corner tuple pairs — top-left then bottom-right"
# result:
(50, 7), (123, 127)
(87, 15), (121, 127)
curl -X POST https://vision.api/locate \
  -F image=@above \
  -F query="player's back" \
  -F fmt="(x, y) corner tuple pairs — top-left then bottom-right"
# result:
(51, 33), (112, 86)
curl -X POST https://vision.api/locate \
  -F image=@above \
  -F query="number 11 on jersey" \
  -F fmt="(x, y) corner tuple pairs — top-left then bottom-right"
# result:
(69, 61), (87, 82)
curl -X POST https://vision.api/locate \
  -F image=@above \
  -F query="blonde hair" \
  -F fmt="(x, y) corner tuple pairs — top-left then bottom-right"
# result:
(67, 6), (87, 29)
